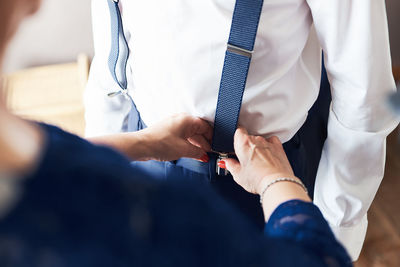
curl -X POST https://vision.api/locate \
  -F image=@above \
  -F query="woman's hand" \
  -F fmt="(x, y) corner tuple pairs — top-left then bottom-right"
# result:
(222, 128), (296, 195)
(89, 114), (212, 162)
(138, 114), (213, 162)
(222, 128), (310, 221)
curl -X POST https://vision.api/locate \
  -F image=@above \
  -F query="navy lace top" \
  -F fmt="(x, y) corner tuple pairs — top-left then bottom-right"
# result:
(0, 124), (351, 266)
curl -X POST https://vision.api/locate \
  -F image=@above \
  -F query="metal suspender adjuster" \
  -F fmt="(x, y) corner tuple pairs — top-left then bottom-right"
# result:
(107, 89), (127, 98)
(216, 152), (230, 176)
(227, 44), (254, 58)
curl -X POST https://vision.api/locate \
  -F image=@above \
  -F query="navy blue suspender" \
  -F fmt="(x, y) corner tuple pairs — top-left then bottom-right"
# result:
(106, 0), (264, 157)
(212, 0), (264, 154)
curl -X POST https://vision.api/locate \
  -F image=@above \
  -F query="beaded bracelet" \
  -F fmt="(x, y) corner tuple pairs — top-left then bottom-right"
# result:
(259, 177), (308, 204)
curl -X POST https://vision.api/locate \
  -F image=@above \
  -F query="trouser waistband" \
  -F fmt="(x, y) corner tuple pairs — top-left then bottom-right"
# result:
(175, 153), (220, 181)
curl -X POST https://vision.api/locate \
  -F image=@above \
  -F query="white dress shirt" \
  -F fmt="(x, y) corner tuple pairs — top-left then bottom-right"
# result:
(84, 0), (399, 260)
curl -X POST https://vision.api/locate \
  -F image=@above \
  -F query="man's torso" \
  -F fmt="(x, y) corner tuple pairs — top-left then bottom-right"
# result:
(121, 0), (321, 142)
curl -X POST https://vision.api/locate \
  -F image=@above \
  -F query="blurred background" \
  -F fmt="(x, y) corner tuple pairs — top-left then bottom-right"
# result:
(388, 0), (400, 67)
(2, 0), (400, 266)
(3, 0), (93, 72)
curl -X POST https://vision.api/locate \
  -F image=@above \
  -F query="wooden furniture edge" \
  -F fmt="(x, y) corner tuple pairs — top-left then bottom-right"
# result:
(394, 66), (400, 82)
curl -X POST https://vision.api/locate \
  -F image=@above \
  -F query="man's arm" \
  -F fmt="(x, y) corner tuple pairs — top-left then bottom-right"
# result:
(306, 0), (399, 260)
(84, 0), (132, 137)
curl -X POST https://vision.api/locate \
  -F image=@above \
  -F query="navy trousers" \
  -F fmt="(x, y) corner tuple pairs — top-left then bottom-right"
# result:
(128, 66), (331, 229)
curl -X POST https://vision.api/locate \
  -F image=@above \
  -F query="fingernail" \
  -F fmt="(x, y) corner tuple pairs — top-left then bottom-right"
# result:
(217, 161), (226, 169)
(200, 154), (210, 163)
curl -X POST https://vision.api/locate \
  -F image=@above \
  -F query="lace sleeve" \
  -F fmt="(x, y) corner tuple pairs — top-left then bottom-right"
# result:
(265, 200), (352, 266)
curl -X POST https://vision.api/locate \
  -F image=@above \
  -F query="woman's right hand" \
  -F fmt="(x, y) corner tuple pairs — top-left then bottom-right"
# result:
(222, 128), (297, 195)
(223, 128), (310, 220)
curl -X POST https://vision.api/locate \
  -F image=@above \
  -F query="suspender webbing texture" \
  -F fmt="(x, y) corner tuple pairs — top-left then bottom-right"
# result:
(212, 0), (264, 153)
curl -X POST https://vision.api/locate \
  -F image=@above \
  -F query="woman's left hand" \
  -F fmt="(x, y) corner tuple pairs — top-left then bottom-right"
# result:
(138, 114), (213, 162)
(88, 114), (212, 162)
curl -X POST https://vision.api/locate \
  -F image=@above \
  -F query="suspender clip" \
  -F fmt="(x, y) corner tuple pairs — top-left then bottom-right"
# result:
(216, 153), (230, 176)
(107, 89), (129, 98)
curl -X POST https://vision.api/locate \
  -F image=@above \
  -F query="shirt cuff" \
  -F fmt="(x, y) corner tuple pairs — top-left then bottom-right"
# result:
(329, 215), (368, 261)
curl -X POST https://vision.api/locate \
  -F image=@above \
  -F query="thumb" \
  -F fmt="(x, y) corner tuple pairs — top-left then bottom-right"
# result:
(224, 158), (241, 177)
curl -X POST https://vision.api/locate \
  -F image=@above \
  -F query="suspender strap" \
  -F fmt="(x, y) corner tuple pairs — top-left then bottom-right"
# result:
(212, 0), (264, 153)
(107, 0), (129, 90)
(106, 0), (146, 131)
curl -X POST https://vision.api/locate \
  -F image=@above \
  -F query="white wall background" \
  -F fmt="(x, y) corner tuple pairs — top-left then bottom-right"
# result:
(3, 0), (400, 73)
(3, 0), (93, 73)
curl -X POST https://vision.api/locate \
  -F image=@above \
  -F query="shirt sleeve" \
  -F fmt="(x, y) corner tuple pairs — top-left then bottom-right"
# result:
(265, 200), (352, 266)
(306, 0), (399, 260)
(84, 0), (132, 137)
